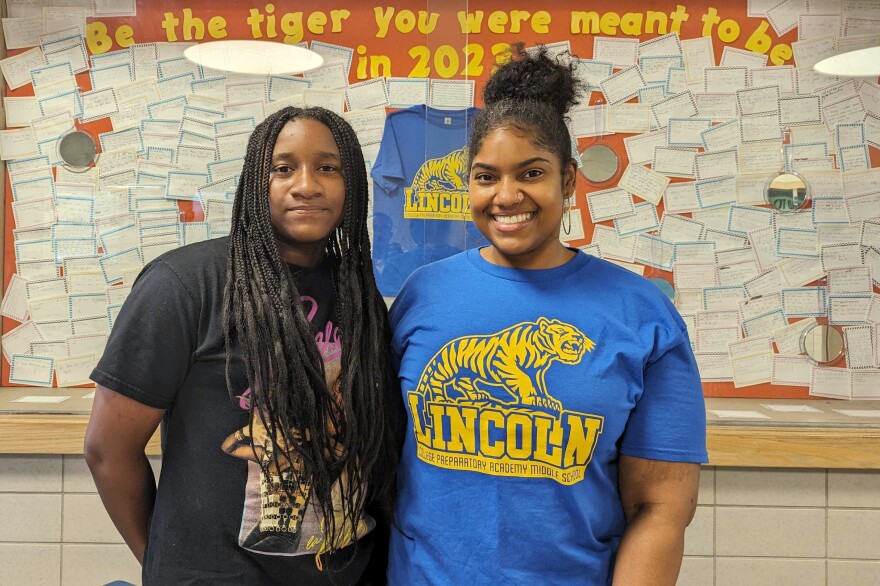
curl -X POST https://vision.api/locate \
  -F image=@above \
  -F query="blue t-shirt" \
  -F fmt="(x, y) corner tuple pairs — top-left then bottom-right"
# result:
(370, 104), (480, 296)
(387, 249), (707, 585)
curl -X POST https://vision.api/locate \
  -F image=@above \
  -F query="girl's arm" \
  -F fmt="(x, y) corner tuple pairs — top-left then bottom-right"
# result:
(84, 385), (166, 565)
(612, 455), (700, 586)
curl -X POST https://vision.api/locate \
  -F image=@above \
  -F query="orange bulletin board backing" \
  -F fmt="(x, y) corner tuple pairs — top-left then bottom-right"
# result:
(3, 0), (879, 398)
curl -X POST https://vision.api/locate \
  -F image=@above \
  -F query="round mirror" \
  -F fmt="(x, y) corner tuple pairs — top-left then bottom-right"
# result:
(57, 130), (98, 171)
(648, 277), (675, 301)
(800, 323), (845, 364)
(579, 144), (619, 184)
(765, 171), (809, 212)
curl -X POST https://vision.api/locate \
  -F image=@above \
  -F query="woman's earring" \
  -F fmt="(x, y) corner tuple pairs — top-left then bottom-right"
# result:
(562, 205), (572, 236)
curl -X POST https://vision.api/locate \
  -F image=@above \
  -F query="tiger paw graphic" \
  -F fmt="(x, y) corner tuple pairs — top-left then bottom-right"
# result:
(523, 395), (563, 414)
(457, 390), (508, 408)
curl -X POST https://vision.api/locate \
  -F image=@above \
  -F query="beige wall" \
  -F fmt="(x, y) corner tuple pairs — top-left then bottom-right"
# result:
(2, 458), (880, 585)
(680, 468), (880, 586)
(0, 454), (158, 586)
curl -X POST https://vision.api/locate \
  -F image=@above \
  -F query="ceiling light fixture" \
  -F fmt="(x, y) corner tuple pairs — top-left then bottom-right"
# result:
(814, 46), (880, 78)
(183, 40), (324, 75)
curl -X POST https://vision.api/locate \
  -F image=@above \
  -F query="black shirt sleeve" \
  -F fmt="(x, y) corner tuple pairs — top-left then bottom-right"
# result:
(90, 259), (201, 409)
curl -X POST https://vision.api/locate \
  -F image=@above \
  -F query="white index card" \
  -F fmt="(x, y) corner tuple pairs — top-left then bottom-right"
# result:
(80, 88), (119, 122)
(0, 47), (46, 90)
(593, 37), (638, 69)
(682, 36), (715, 83)
(811, 366), (851, 399)
(302, 61), (347, 90)
(1, 274), (30, 322)
(703, 66), (747, 93)
(600, 66), (646, 105)
(719, 46), (768, 69)
(345, 78), (388, 111)
(9, 354), (55, 386)
(652, 91), (698, 128)
(737, 85), (780, 116)
(2, 17), (43, 50)
(586, 188), (634, 223)
(386, 78), (428, 108)
(770, 356), (814, 386)
(618, 164), (669, 205)
(55, 354), (97, 386)
(429, 80), (475, 110)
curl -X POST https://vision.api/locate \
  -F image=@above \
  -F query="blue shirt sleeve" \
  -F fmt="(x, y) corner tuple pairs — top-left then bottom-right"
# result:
(619, 325), (708, 464)
(370, 115), (405, 194)
(388, 269), (419, 367)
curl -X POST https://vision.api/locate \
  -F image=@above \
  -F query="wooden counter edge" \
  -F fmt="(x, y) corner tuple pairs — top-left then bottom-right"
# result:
(3, 414), (880, 468)
(706, 424), (880, 468)
(0, 414), (162, 456)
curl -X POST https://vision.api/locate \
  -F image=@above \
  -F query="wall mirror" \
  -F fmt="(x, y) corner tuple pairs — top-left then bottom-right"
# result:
(800, 323), (845, 364)
(764, 171), (810, 212)
(579, 97), (619, 185)
(579, 144), (619, 184)
(57, 130), (99, 171)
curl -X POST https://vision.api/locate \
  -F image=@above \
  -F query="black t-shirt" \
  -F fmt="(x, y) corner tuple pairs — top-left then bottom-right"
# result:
(91, 236), (375, 585)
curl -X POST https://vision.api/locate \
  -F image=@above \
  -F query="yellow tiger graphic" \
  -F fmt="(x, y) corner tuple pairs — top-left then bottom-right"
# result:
(414, 318), (595, 414)
(409, 147), (469, 192)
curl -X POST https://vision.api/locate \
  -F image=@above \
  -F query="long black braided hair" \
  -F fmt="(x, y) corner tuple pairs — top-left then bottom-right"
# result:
(222, 106), (399, 561)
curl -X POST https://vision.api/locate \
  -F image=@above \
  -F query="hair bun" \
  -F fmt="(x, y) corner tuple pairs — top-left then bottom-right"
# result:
(482, 42), (583, 116)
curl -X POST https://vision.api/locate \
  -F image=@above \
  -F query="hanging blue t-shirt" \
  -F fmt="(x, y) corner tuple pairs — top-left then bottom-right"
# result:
(387, 249), (708, 585)
(370, 104), (480, 296)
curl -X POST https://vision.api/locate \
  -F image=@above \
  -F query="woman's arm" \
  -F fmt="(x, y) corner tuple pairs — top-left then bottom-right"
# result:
(612, 455), (701, 586)
(84, 385), (166, 565)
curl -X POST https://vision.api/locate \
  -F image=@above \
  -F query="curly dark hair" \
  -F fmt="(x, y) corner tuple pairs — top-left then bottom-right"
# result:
(469, 42), (585, 176)
(222, 106), (400, 566)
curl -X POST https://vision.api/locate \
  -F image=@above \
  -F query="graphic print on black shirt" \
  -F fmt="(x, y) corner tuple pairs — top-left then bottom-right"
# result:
(92, 238), (376, 583)
(221, 289), (374, 557)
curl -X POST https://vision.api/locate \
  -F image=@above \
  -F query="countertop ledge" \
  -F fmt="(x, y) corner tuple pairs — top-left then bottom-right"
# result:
(2, 389), (880, 467)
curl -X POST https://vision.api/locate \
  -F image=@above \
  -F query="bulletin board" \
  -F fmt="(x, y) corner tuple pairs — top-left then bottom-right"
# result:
(1, 0), (879, 399)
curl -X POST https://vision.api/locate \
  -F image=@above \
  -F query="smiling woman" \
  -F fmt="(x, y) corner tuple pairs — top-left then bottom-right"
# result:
(387, 44), (707, 586)
(468, 128), (576, 269)
(466, 43), (581, 270)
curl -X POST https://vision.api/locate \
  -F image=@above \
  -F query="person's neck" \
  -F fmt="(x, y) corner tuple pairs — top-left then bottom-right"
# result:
(482, 244), (575, 270)
(277, 242), (326, 268)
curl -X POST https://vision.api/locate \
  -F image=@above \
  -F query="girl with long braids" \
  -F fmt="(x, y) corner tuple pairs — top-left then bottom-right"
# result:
(387, 44), (706, 585)
(85, 106), (400, 585)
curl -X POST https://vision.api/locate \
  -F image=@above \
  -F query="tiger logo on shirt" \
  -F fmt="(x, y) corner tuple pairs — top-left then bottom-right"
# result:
(414, 317), (594, 413)
(403, 147), (470, 221)
(410, 147), (469, 192)
(406, 318), (604, 486)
